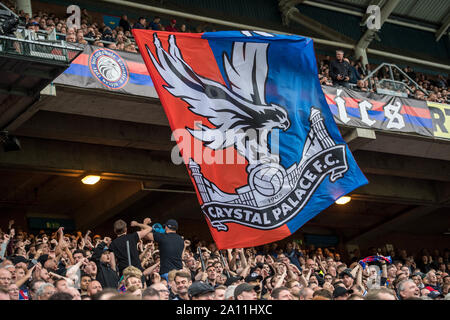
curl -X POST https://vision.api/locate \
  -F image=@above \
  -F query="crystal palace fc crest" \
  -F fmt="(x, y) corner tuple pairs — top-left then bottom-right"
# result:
(89, 48), (129, 89)
(144, 33), (350, 232)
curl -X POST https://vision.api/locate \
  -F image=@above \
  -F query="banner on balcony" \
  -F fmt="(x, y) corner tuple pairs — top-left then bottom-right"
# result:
(54, 44), (156, 97)
(322, 86), (440, 138)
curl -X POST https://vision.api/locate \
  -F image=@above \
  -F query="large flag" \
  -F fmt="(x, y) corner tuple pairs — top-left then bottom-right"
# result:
(133, 30), (368, 249)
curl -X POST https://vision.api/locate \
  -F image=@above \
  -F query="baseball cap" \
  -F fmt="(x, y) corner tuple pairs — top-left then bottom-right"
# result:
(171, 19), (176, 24)
(333, 286), (350, 298)
(233, 283), (257, 299)
(12, 256), (29, 265)
(224, 275), (243, 286)
(339, 268), (354, 279)
(188, 281), (215, 298)
(245, 272), (263, 283)
(164, 219), (178, 230)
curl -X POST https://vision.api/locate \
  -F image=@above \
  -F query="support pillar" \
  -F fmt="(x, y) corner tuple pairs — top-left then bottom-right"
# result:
(16, 0), (32, 16)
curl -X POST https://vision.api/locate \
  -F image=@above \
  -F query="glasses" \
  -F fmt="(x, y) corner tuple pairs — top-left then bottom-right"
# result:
(0, 277), (12, 281)
(9, 288), (19, 292)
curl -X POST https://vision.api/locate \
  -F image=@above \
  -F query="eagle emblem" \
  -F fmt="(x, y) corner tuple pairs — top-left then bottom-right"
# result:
(146, 34), (290, 171)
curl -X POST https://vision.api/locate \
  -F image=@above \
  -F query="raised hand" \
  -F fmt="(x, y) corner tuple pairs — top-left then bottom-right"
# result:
(130, 221), (138, 227)
(103, 237), (112, 246)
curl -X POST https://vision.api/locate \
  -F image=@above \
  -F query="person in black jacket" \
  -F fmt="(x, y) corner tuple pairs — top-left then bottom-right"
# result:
(119, 14), (131, 33)
(91, 237), (119, 289)
(132, 17), (147, 30)
(329, 50), (351, 88)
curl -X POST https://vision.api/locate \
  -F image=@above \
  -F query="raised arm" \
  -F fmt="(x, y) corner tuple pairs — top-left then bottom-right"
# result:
(356, 264), (363, 286)
(143, 261), (160, 277)
(274, 266), (287, 289)
(15, 265), (36, 288)
(131, 218), (153, 240)
(299, 268), (312, 287)
(239, 248), (247, 268)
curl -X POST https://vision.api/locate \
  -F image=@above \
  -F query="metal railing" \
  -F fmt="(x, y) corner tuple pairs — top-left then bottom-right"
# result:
(0, 34), (83, 63)
(363, 62), (429, 97)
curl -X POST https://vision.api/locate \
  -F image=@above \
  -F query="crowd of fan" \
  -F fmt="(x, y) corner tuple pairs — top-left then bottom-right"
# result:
(318, 50), (450, 103)
(4, 1), (448, 103)
(0, 218), (449, 301)
(7, 3), (204, 53)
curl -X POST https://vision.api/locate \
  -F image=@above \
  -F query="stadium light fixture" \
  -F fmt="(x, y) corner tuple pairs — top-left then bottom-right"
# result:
(81, 175), (101, 185)
(335, 196), (351, 205)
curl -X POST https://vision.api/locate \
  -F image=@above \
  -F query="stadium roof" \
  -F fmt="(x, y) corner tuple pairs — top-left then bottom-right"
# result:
(315, 0), (450, 27)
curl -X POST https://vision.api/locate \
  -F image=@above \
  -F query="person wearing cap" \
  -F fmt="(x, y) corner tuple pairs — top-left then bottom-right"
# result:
(333, 286), (350, 300)
(339, 268), (354, 289)
(244, 272), (263, 298)
(165, 19), (178, 32)
(90, 236), (119, 289)
(145, 219), (184, 282)
(224, 275), (243, 287)
(188, 281), (215, 300)
(234, 283), (258, 300)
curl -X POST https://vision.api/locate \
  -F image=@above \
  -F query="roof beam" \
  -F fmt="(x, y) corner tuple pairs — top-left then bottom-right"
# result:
(356, 0), (401, 50)
(279, 0), (355, 44)
(303, 0), (436, 33)
(343, 128), (376, 151)
(99, 0), (448, 71)
(14, 111), (174, 151)
(0, 137), (188, 183)
(435, 10), (450, 42)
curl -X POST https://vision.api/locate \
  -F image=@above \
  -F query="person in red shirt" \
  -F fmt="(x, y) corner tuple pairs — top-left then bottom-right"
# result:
(165, 19), (178, 32)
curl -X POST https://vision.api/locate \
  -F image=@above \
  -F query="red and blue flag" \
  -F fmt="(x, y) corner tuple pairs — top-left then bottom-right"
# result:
(133, 30), (368, 249)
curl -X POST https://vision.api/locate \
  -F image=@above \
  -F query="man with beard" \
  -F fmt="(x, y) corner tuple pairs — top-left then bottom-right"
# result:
(172, 270), (192, 300)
